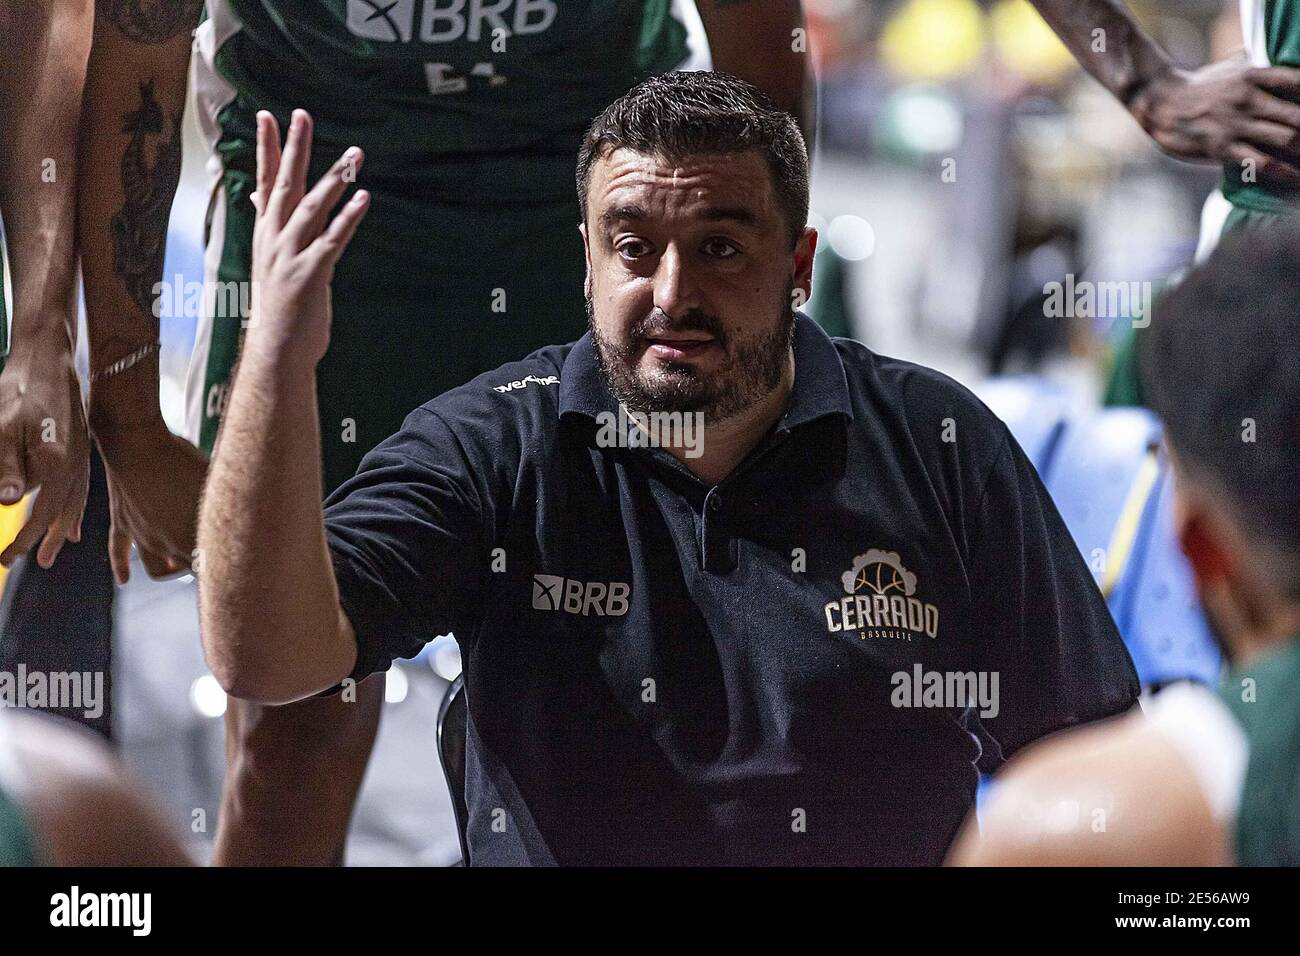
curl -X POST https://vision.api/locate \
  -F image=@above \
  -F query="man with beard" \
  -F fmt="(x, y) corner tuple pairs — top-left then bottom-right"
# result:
(949, 225), (1300, 867)
(8, 0), (808, 865)
(197, 71), (1139, 865)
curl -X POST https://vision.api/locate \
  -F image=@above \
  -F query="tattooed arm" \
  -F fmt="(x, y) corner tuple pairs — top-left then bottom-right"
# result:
(83, 16), (384, 867)
(1028, 0), (1300, 184)
(0, 0), (93, 569)
(697, 1), (816, 155)
(78, 0), (207, 582)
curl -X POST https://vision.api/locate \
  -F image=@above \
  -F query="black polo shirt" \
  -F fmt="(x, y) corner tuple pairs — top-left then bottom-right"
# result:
(323, 314), (1140, 865)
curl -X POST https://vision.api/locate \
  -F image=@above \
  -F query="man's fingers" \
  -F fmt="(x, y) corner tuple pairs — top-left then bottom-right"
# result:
(309, 189), (370, 268)
(265, 109), (313, 229)
(36, 514), (69, 569)
(62, 468), (89, 543)
(107, 496), (133, 585)
(1228, 143), (1300, 185)
(1, 488), (58, 567)
(1248, 66), (1300, 96)
(138, 544), (177, 580)
(1240, 119), (1300, 161)
(282, 147), (365, 252)
(254, 109), (281, 218)
(0, 433), (27, 505)
(1243, 88), (1300, 136)
(109, 522), (132, 585)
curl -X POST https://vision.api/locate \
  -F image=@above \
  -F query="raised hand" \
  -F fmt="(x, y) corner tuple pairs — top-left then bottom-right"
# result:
(244, 109), (369, 371)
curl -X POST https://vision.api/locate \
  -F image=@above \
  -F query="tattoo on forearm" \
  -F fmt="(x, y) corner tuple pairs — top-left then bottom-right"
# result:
(110, 80), (183, 319)
(99, 0), (203, 44)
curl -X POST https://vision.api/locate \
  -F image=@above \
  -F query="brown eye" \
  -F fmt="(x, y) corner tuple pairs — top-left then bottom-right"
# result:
(618, 239), (652, 260)
(703, 238), (739, 259)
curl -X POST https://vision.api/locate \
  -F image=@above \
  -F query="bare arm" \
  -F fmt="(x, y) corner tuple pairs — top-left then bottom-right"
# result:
(946, 714), (1229, 866)
(78, 0), (208, 582)
(200, 112), (382, 867)
(198, 110), (368, 704)
(697, 0), (815, 153)
(1025, 0), (1171, 107)
(1029, 0), (1300, 184)
(0, 0), (93, 568)
(214, 678), (384, 865)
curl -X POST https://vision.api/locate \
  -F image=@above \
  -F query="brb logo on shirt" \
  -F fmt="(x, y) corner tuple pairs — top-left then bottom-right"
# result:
(346, 0), (558, 43)
(824, 548), (939, 642)
(532, 574), (630, 617)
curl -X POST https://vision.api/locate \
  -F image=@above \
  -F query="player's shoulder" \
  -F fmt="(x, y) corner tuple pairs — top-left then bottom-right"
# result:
(950, 705), (1228, 865)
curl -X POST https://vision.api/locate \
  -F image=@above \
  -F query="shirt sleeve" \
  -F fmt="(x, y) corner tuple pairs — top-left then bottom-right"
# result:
(967, 428), (1141, 762)
(323, 406), (487, 685)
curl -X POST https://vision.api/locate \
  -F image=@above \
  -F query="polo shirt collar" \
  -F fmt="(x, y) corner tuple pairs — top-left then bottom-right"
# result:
(559, 312), (854, 431)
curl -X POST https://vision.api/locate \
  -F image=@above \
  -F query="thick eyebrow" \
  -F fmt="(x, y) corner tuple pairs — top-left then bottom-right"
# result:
(598, 203), (761, 232)
(599, 204), (650, 232)
(698, 205), (760, 228)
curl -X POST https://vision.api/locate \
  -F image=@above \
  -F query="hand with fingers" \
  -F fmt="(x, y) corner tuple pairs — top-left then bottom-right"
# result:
(244, 108), (370, 373)
(86, 109), (367, 585)
(1131, 53), (1300, 187)
(94, 420), (208, 584)
(0, 346), (91, 571)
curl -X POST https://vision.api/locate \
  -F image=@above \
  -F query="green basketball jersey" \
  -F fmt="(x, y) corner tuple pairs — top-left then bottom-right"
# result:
(196, 0), (689, 196)
(187, 1), (691, 483)
(1217, 638), (1300, 865)
(1222, 0), (1300, 213)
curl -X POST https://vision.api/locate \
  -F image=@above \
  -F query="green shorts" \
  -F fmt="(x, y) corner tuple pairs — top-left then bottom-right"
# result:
(187, 162), (589, 494)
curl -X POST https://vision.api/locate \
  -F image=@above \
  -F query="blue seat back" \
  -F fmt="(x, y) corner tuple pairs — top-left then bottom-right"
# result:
(1110, 471), (1223, 687)
(1044, 408), (1163, 589)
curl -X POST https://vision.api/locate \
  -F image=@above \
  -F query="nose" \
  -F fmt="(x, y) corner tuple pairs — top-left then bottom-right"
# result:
(652, 243), (704, 322)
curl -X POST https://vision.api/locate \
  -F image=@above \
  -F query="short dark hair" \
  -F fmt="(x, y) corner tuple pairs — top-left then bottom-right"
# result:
(1143, 223), (1300, 597)
(576, 71), (809, 248)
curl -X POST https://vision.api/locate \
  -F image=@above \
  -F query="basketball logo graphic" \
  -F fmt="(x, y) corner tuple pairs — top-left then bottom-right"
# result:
(842, 549), (918, 597)
(827, 548), (939, 641)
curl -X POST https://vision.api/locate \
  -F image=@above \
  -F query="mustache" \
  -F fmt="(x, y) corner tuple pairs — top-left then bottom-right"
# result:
(631, 309), (728, 348)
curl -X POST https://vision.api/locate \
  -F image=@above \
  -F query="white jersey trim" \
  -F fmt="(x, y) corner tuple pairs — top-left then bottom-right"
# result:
(1194, 189), (1235, 264)
(184, 2), (243, 447)
(1240, 0), (1270, 67)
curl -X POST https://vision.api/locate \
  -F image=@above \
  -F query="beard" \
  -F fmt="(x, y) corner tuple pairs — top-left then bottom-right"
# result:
(587, 279), (796, 426)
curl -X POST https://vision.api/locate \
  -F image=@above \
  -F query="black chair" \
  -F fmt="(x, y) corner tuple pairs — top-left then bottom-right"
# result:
(436, 673), (470, 866)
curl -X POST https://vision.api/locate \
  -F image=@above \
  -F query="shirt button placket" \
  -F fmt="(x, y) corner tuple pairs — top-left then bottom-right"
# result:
(701, 489), (736, 573)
